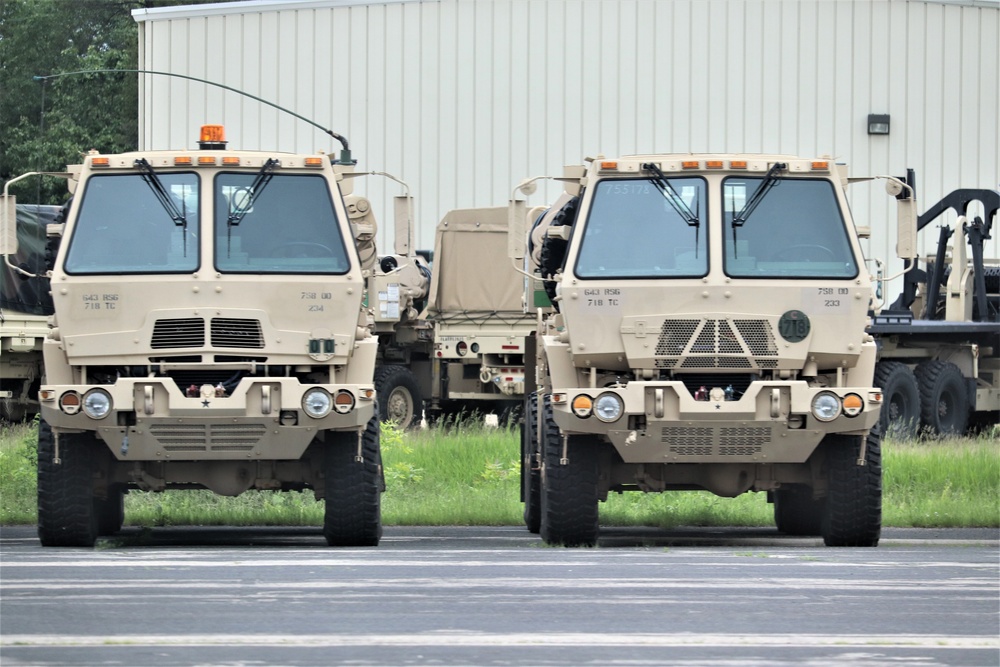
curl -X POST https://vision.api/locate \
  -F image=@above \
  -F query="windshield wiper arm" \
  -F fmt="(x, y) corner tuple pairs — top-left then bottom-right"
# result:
(134, 158), (187, 227)
(732, 161), (786, 227)
(642, 162), (700, 227)
(228, 158), (279, 227)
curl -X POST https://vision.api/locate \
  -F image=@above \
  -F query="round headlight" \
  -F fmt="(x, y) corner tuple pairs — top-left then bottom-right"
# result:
(82, 389), (112, 419)
(594, 392), (624, 423)
(811, 391), (842, 422)
(302, 388), (333, 418)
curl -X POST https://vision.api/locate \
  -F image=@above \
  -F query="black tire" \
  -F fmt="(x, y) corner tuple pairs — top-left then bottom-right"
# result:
(538, 197), (579, 309)
(539, 396), (599, 547)
(821, 428), (882, 547)
(37, 421), (100, 547)
(95, 485), (125, 536)
(323, 414), (382, 547)
(521, 392), (541, 533)
(874, 361), (920, 439)
(773, 485), (823, 536)
(914, 360), (970, 435)
(375, 365), (422, 428)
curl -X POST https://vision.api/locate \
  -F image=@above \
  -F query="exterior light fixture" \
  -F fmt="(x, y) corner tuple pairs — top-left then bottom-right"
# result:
(868, 114), (890, 135)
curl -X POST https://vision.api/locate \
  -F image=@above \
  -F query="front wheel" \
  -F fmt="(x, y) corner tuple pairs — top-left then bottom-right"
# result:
(822, 428), (882, 547)
(539, 396), (599, 547)
(37, 422), (100, 547)
(521, 392), (541, 533)
(376, 365), (422, 428)
(323, 414), (383, 547)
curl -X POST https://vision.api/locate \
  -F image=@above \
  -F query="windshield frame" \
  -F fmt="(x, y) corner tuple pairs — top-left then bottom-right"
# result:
(572, 175), (710, 280)
(63, 171), (201, 276)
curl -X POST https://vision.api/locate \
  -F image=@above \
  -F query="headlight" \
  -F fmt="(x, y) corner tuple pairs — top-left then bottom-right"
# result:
(302, 388), (333, 418)
(571, 394), (593, 418)
(333, 390), (355, 414)
(811, 391), (842, 422)
(82, 389), (112, 419)
(594, 392), (624, 423)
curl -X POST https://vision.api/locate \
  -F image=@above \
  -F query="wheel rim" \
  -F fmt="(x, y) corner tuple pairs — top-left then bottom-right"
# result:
(937, 389), (956, 429)
(386, 387), (414, 424)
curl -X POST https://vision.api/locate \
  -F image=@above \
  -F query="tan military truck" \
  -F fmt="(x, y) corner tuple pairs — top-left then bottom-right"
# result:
(510, 155), (893, 547)
(364, 204), (534, 426)
(1, 205), (60, 422)
(1, 126), (382, 547)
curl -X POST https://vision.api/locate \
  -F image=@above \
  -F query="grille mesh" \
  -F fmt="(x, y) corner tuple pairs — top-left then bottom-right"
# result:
(661, 425), (772, 457)
(151, 318), (205, 349)
(149, 423), (266, 452)
(653, 318), (777, 369)
(211, 318), (264, 349)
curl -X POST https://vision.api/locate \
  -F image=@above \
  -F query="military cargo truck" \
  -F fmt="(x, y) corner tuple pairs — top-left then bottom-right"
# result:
(366, 205), (533, 426)
(510, 155), (892, 547)
(1, 205), (60, 422)
(1, 126), (382, 547)
(867, 184), (999, 437)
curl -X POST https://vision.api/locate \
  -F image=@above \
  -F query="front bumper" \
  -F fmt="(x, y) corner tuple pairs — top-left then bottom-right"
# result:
(551, 381), (881, 464)
(40, 377), (375, 461)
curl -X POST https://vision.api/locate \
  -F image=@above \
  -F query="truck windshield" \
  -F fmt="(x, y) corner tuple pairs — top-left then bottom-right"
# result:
(64, 173), (199, 275)
(214, 173), (350, 274)
(723, 177), (858, 278)
(575, 177), (708, 278)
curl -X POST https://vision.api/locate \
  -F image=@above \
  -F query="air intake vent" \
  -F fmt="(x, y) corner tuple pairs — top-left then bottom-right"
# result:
(211, 318), (264, 349)
(151, 318), (205, 349)
(654, 318), (777, 370)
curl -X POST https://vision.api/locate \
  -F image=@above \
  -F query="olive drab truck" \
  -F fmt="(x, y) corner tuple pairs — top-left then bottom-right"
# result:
(0, 125), (383, 547)
(510, 155), (891, 547)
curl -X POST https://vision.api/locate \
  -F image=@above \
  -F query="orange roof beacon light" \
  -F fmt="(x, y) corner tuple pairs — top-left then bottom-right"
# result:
(198, 124), (227, 150)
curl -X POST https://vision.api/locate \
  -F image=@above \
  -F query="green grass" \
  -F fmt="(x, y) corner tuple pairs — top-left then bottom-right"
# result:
(1, 418), (997, 528)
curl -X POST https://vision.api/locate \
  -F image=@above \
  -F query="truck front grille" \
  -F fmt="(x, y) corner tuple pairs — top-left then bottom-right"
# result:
(662, 425), (770, 457)
(149, 423), (266, 453)
(151, 318), (205, 349)
(654, 318), (777, 370)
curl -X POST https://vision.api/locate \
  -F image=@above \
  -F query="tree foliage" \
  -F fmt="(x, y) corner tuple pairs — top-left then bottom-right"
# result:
(0, 0), (226, 204)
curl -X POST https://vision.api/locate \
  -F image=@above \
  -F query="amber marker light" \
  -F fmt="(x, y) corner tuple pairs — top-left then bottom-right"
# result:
(600, 161), (618, 170)
(198, 156), (216, 166)
(811, 161), (829, 170)
(706, 160), (724, 169)
(174, 156), (193, 166)
(222, 156), (240, 166)
(571, 395), (593, 418)
(842, 393), (864, 417)
(682, 160), (700, 169)
(90, 157), (110, 168)
(304, 157), (325, 168)
(730, 160), (747, 169)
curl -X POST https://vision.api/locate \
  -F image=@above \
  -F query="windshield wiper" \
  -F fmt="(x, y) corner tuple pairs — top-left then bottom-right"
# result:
(731, 162), (786, 227)
(642, 162), (701, 256)
(134, 158), (190, 255)
(227, 158), (279, 227)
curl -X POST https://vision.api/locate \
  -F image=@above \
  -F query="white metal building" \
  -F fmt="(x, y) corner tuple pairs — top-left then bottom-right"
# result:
(133, 0), (999, 276)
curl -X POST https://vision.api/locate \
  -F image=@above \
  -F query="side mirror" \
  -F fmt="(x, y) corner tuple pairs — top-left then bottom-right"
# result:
(0, 194), (17, 256)
(886, 179), (917, 261)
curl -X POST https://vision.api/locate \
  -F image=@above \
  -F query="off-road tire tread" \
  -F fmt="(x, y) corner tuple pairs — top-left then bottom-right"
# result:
(773, 485), (823, 536)
(913, 360), (969, 435)
(538, 198), (579, 309)
(873, 360), (920, 439)
(822, 429), (882, 547)
(521, 392), (541, 533)
(95, 486), (125, 536)
(37, 422), (99, 547)
(323, 414), (382, 547)
(539, 397), (599, 547)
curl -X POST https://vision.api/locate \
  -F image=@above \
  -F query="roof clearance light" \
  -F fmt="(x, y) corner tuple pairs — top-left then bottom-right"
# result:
(811, 161), (829, 170)
(91, 157), (110, 168)
(222, 157), (240, 166)
(198, 156), (216, 166)
(174, 156), (193, 166)
(600, 161), (618, 170)
(730, 160), (747, 169)
(682, 160), (700, 169)
(304, 157), (324, 168)
(706, 160), (723, 169)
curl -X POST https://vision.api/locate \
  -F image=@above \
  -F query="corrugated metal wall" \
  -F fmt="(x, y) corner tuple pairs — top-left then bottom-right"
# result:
(135, 0), (999, 277)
